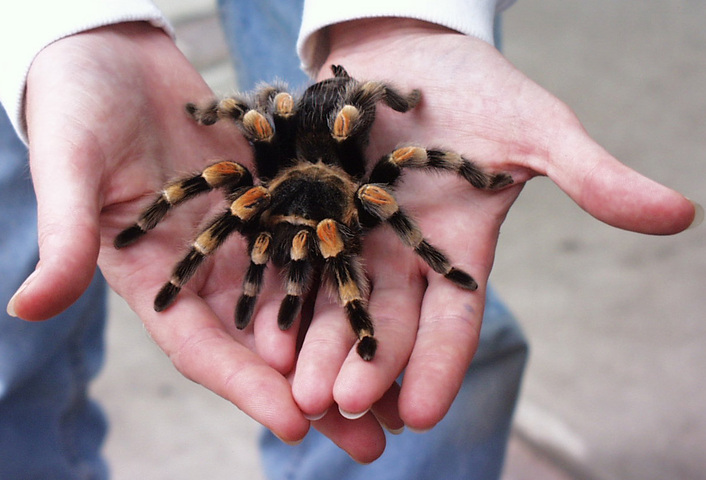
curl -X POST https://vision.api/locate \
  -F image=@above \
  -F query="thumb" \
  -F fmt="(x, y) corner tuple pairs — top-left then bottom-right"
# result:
(7, 137), (101, 321)
(546, 128), (698, 235)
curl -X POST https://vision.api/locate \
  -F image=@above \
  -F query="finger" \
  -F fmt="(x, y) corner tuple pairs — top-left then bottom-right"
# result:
(292, 290), (354, 419)
(7, 136), (102, 320)
(137, 289), (310, 444)
(544, 120), (697, 234)
(398, 274), (484, 431)
(312, 408), (387, 464)
(332, 274), (424, 417)
(332, 231), (426, 417)
(370, 381), (404, 434)
(251, 266), (301, 375)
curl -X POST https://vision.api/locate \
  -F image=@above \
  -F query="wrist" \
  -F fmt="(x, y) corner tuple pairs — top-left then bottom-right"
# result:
(298, 0), (507, 75)
(329, 18), (456, 61)
(312, 18), (461, 81)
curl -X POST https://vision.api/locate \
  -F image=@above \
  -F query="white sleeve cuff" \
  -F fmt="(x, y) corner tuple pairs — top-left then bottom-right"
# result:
(297, 0), (516, 75)
(0, 0), (172, 139)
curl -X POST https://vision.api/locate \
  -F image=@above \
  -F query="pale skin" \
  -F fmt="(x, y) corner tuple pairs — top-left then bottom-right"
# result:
(8, 19), (697, 463)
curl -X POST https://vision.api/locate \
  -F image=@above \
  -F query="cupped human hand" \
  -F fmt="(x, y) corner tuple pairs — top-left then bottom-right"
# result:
(289, 18), (697, 450)
(12, 22), (321, 445)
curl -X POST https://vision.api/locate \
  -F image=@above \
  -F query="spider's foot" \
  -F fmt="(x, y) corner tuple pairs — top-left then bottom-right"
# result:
(235, 294), (256, 329)
(155, 281), (181, 312)
(278, 294), (302, 330)
(186, 101), (219, 125)
(344, 300), (377, 361)
(114, 225), (147, 249)
(114, 197), (173, 249)
(357, 335), (378, 362)
(489, 172), (514, 190)
(383, 87), (421, 112)
(445, 267), (478, 291)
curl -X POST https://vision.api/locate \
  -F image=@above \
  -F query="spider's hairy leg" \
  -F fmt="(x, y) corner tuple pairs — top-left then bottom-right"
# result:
(369, 146), (513, 190)
(154, 186), (271, 312)
(235, 232), (272, 329)
(277, 229), (315, 330)
(356, 185), (478, 291)
(316, 219), (377, 361)
(330, 80), (420, 143)
(114, 161), (253, 249)
(349, 78), (421, 113)
(186, 96), (249, 125)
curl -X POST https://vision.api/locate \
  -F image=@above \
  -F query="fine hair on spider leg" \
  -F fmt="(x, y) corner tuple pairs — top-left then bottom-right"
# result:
(114, 65), (512, 361)
(235, 232), (272, 329)
(114, 161), (253, 249)
(277, 229), (315, 330)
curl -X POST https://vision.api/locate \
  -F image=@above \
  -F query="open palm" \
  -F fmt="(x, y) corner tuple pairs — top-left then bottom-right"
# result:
(17, 23), (313, 445)
(288, 19), (697, 456)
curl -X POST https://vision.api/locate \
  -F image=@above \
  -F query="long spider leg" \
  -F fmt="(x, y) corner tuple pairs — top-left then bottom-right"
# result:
(316, 219), (377, 361)
(277, 229), (315, 330)
(154, 186), (271, 312)
(114, 161), (253, 248)
(356, 184), (478, 292)
(368, 146), (513, 190)
(186, 96), (249, 125)
(234, 232), (272, 329)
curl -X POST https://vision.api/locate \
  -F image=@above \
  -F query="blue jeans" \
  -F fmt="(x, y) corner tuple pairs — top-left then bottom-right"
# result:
(0, 106), (109, 479)
(0, 2), (526, 479)
(219, 1), (528, 479)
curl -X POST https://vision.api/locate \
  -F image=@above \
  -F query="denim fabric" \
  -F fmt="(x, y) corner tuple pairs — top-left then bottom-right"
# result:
(218, 0), (310, 91)
(0, 106), (109, 479)
(218, 2), (528, 479)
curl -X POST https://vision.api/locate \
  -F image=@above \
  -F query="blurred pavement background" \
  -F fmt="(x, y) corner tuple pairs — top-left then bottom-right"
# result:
(92, 1), (706, 479)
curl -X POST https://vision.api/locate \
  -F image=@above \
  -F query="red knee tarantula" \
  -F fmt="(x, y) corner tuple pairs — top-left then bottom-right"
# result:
(114, 65), (512, 361)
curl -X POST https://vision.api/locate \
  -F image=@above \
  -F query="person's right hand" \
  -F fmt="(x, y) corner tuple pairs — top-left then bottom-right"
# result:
(11, 21), (326, 447)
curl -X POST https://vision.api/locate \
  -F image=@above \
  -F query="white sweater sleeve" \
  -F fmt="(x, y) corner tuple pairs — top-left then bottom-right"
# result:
(0, 0), (171, 139)
(298, 0), (516, 75)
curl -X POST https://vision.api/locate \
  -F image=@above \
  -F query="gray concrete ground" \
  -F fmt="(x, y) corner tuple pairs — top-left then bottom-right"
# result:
(93, 1), (706, 479)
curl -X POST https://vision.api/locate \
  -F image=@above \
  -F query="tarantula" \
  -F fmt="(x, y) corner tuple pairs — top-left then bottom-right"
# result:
(114, 65), (512, 361)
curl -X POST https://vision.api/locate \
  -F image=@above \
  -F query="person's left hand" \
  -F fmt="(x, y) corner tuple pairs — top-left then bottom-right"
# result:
(286, 19), (698, 458)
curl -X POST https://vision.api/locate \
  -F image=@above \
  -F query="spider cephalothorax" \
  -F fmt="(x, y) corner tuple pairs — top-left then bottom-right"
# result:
(114, 65), (512, 361)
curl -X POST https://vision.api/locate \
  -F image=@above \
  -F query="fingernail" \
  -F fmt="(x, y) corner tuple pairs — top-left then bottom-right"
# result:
(6, 268), (40, 318)
(304, 409), (328, 421)
(407, 426), (431, 434)
(688, 200), (704, 230)
(339, 406), (370, 420)
(6, 295), (17, 318)
(383, 423), (405, 435)
(274, 433), (303, 446)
